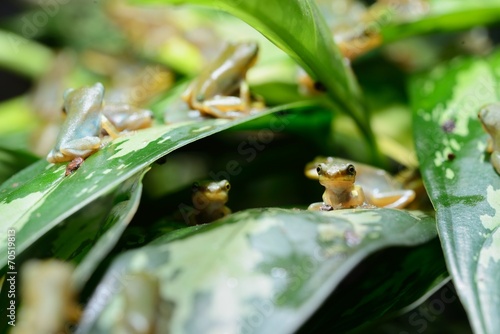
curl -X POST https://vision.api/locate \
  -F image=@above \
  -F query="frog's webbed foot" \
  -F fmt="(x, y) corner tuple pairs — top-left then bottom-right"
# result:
(307, 202), (323, 211)
(368, 190), (416, 209)
(59, 136), (101, 159)
(320, 204), (333, 211)
(308, 202), (334, 211)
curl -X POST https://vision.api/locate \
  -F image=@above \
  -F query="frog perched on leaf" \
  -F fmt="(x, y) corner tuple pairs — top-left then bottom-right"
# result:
(47, 82), (155, 174)
(306, 157), (415, 210)
(307, 161), (370, 210)
(478, 103), (500, 174)
(47, 83), (110, 163)
(188, 180), (232, 225)
(181, 41), (264, 119)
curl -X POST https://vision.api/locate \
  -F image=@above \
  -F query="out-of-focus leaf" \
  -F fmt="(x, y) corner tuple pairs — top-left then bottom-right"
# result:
(0, 97), (37, 135)
(382, 1), (500, 43)
(0, 30), (54, 78)
(0, 103), (311, 271)
(302, 238), (448, 333)
(0, 147), (38, 184)
(76, 208), (436, 334)
(412, 53), (500, 333)
(71, 169), (147, 289)
(130, 0), (376, 153)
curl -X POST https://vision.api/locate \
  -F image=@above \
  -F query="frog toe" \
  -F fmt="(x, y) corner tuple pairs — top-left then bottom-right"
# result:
(46, 150), (67, 163)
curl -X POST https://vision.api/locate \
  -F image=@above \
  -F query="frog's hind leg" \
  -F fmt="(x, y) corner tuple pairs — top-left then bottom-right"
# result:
(101, 114), (120, 138)
(59, 136), (101, 159)
(368, 190), (416, 209)
(198, 97), (247, 119)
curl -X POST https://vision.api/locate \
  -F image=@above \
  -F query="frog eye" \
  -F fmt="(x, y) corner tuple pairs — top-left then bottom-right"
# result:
(347, 164), (356, 175)
(316, 165), (322, 175)
(225, 183), (231, 191)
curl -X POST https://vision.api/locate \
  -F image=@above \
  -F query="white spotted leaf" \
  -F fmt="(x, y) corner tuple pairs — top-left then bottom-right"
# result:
(76, 208), (438, 334)
(412, 53), (500, 333)
(0, 104), (306, 270)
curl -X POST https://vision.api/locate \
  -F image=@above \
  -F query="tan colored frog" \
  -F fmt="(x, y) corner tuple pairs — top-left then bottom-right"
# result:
(181, 41), (263, 119)
(308, 162), (367, 210)
(189, 180), (232, 225)
(12, 260), (80, 334)
(478, 103), (500, 174)
(306, 157), (415, 209)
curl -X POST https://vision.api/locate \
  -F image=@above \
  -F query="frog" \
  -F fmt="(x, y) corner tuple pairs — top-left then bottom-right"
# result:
(308, 161), (367, 210)
(13, 260), (80, 334)
(116, 272), (172, 334)
(46, 82), (119, 163)
(189, 180), (231, 225)
(181, 41), (263, 119)
(102, 103), (154, 132)
(306, 157), (415, 209)
(478, 103), (500, 174)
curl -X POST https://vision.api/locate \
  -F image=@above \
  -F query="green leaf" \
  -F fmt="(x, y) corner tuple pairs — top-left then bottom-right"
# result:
(76, 208), (436, 334)
(382, 1), (500, 43)
(0, 30), (54, 78)
(0, 103), (309, 271)
(129, 0), (376, 155)
(412, 53), (500, 333)
(0, 146), (38, 184)
(305, 239), (448, 333)
(72, 169), (147, 289)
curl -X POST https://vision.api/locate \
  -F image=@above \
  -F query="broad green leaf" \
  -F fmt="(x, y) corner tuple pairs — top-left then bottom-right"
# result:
(412, 53), (500, 333)
(76, 208), (436, 334)
(130, 0), (376, 152)
(0, 103), (310, 271)
(72, 169), (147, 289)
(303, 238), (448, 333)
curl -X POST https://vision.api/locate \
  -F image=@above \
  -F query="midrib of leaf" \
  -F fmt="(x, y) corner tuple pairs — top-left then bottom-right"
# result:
(412, 55), (500, 334)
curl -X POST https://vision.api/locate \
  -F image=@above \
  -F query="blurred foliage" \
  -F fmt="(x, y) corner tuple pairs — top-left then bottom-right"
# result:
(1, 0), (500, 333)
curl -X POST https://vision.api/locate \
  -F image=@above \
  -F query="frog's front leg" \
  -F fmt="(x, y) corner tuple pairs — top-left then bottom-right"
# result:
(367, 189), (415, 208)
(59, 136), (101, 159)
(491, 151), (500, 174)
(307, 202), (333, 211)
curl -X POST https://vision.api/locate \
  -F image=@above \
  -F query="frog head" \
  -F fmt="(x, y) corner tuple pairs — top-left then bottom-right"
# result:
(316, 162), (357, 188)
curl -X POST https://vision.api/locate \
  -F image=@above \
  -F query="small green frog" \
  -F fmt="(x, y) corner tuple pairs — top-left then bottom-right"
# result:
(181, 41), (262, 119)
(190, 180), (231, 225)
(102, 103), (154, 132)
(478, 103), (500, 174)
(306, 157), (415, 209)
(46, 83), (119, 163)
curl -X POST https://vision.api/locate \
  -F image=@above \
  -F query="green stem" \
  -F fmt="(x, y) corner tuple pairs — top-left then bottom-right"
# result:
(0, 30), (54, 79)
